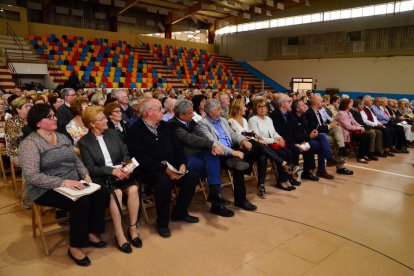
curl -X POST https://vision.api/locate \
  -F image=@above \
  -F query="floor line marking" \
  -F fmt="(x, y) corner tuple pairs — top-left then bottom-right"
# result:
(347, 164), (414, 179)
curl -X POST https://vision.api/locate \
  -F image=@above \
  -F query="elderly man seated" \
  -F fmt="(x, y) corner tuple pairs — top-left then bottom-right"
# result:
(197, 99), (262, 212)
(127, 98), (198, 238)
(168, 99), (234, 217)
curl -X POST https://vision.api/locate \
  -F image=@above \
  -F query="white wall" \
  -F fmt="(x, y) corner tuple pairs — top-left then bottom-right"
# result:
(249, 56), (414, 94)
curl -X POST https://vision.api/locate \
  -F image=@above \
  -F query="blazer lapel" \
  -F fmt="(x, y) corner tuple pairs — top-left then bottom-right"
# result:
(88, 133), (106, 166)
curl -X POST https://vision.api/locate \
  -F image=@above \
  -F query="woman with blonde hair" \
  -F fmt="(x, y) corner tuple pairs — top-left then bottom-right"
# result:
(228, 98), (299, 197)
(78, 106), (142, 253)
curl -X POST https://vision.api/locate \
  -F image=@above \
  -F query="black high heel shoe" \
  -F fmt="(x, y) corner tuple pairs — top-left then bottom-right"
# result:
(281, 161), (300, 175)
(68, 249), (91, 267)
(127, 230), (143, 248)
(115, 236), (132, 253)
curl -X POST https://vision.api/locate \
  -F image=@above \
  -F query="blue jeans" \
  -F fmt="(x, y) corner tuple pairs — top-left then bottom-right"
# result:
(309, 133), (333, 171)
(187, 151), (221, 186)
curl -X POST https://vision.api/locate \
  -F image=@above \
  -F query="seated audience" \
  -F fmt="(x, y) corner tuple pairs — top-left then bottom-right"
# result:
(162, 97), (176, 122)
(127, 99), (199, 238)
(19, 103), (106, 267)
(350, 99), (382, 159)
(336, 98), (372, 163)
(192, 94), (207, 122)
(104, 102), (128, 144)
(78, 106), (142, 253)
(198, 99), (261, 208)
(168, 99), (234, 217)
(371, 97), (407, 153)
(66, 97), (89, 146)
(305, 94), (353, 175)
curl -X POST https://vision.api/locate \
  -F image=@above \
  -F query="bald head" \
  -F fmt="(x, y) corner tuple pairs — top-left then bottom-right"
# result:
(310, 94), (323, 109)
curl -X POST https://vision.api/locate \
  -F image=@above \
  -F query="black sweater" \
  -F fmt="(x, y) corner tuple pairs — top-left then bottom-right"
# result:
(127, 118), (186, 174)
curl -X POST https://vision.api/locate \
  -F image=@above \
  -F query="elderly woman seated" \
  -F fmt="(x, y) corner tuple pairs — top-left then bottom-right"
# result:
(19, 104), (107, 266)
(78, 106), (142, 254)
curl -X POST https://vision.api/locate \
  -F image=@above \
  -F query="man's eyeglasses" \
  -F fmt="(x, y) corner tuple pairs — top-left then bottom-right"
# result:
(45, 114), (57, 120)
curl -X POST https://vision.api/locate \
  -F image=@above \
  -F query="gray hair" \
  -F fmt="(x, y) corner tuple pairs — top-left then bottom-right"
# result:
(140, 98), (154, 115)
(276, 93), (287, 107)
(112, 89), (125, 100)
(174, 99), (193, 117)
(61, 87), (74, 98)
(362, 95), (372, 105)
(205, 99), (220, 115)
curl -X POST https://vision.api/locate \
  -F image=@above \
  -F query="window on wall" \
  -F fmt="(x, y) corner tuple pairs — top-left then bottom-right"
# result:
(292, 78), (313, 93)
(216, 1), (414, 36)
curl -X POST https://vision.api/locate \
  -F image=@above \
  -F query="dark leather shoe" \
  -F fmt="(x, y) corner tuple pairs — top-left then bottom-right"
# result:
(207, 191), (227, 205)
(89, 240), (108, 248)
(115, 236), (132, 253)
(316, 170), (334, 179)
(281, 162), (300, 175)
(385, 151), (395, 157)
(391, 148), (401, 153)
(288, 178), (301, 186)
(235, 200), (257, 211)
(401, 149), (409, 154)
(375, 151), (387, 158)
(127, 231), (143, 248)
(336, 168), (354, 175)
(225, 157), (249, 171)
(301, 172), (319, 181)
(171, 215), (199, 223)
(157, 226), (171, 238)
(368, 154), (379, 161)
(68, 249), (91, 267)
(276, 183), (294, 191)
(210, 204), (235, 217)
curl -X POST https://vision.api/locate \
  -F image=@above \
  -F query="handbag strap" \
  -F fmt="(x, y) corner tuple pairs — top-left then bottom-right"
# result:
(110, 181), (143, 228)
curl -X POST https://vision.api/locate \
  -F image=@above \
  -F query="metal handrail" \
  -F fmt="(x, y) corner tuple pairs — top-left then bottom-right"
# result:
(5, 54), (21, 88)
(135, 36), (145, 49)
(5, 21), (24, 60)
(45, 57), (64, 86)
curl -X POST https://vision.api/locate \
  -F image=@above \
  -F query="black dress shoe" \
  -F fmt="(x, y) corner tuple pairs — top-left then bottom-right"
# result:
(336, 168), (354, 175)
(115, 236), (132, 253)
(368, 154), (379, 161)
(68, 249), (91, 267)
(157, 226), (171, 238)
(276, 181), (294, 191)
(316, 170), (334, 180)
(375, 151), (387, 158)
(235, 200), (257, 211)
(386, 151), (395, 157)
(127, 231), (143, 248)
(301, 172), (319, 181)
(207, 191), (227, 205)
(89, 240), (108, 248)
(171, 214), (199, 223)
(210, 204), (235, 217)
(289, 177), (301, 186)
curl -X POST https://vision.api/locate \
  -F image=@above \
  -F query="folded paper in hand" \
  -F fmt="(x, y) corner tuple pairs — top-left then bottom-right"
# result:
(162, 161), (188, 175)
(299, 142), (311, 151)
(54, 181), (101, 201)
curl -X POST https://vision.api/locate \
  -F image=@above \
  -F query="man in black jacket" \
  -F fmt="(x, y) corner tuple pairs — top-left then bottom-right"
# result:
(168, 99), (234, 217)
(270, 94), (324, 181)
(56, 87), (76, 142)
(127, 99), (198, 238)
(304, 94), (353, 175)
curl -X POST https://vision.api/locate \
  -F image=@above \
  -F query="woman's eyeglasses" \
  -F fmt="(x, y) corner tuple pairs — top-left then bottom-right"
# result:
(257, 105), (267, 109)
(45, 114), (57, 120)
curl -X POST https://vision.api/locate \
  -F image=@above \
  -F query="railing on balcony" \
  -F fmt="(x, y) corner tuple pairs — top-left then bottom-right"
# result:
(5, 54), (21, 88)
